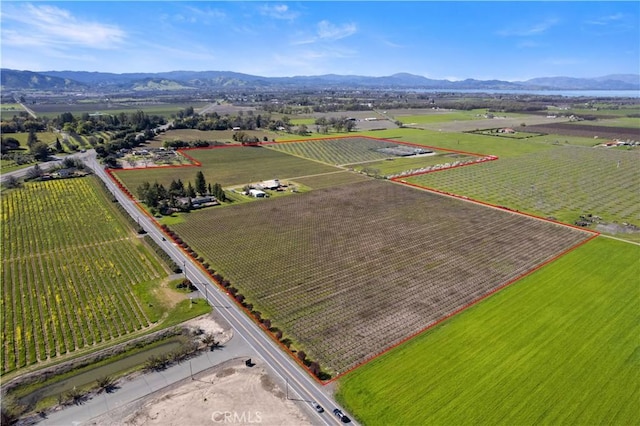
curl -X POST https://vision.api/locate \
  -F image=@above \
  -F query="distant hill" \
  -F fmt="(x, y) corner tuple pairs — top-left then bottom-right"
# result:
(1, 69), (87, 90)
(523, 75), (640, 90)
(1, 68), (638, 92)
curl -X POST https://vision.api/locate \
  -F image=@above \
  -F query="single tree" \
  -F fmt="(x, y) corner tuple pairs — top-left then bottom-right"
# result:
(186, 182), (196, 198)
(3, 176), (20, 189)
(194, 171), (207, 195)
(26, 164), (43, 180)
(26, 129), (38, 149)
(31, 141), (50, 161)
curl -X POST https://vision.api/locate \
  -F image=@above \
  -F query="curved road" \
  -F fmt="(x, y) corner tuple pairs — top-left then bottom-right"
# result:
(74, 151), (357, 425)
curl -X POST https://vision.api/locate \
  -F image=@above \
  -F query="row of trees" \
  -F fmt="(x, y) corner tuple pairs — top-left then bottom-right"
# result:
(55, 110), (167, 134)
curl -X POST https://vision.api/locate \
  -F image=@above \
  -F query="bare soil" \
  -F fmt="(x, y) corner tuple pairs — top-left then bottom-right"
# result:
(173, 180), (594, 374)
(87, 359), (313, 426)
(520, 122), (640, 141)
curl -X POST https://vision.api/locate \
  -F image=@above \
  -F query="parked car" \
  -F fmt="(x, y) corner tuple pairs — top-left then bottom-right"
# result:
(311, 401), (324, 413)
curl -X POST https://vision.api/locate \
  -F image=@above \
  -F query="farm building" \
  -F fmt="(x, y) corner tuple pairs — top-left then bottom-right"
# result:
(176, 196), (218, 209)
(258, 179), (280, 190)
(249, 189), (268, 198)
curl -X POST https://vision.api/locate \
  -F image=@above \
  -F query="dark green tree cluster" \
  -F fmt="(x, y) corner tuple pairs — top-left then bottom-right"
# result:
(137, 172), (226, 213)
(171, 110), (266, 131)
(314, 116), (356, 133)
(54, 110), (166, 134)
(26, 129), (51, 161)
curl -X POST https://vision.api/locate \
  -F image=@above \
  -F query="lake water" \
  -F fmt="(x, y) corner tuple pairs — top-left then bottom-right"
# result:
(409, 89), (640, 98)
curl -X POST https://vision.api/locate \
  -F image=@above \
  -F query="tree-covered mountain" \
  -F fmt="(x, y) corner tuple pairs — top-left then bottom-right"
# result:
(1, 68), (638, 91)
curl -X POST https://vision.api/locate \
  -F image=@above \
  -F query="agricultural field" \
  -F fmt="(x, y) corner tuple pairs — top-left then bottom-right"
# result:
(172, 179), (593, 374)
(0, 177), (170, 375)
(336, 237), (640, 425)
(114, 145), (340, 193)
(0, 103), (25, 120)
(416, 115), (572, 133)
(405, 145), (640, 228)
(467, 128), (546, 139)
(352, 152), (477, 177)
(151, 128), (275, 147)
(292, 171), (371, 190)
(266, 136), (400, 165)
(572, 116), (640, 128)
(266, 136), (472, 170)
(389, 109), (489, 125)
(523, 122), (639, 141)
(27, 102), (206, 119)
(355, 127), (556, 159)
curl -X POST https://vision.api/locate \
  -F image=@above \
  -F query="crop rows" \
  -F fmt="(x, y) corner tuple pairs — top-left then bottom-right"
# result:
(115, 145), (339, 192)
(406, 146), (640, 224)
(388, 154), (496, 179)
(1, 178), (163, 374)
(173, 180), (592, 373)
(266, 137), (400, 165)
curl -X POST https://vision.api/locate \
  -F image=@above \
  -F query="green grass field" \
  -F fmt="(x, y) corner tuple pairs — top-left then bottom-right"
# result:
(2, 131), (61, 149)
(357, 127), (556, 159)
(336, 236), (639, 426)
(114, 145), (340, 193)
(292, 170), (371, 189)
(352, 152), (476, 176)
(394, 111), (480, 124)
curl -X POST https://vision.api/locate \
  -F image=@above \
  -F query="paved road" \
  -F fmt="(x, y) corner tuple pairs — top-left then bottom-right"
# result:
(0, 151), (92, 183)
(63, 151), (358, 426)
(40, 335), (252, 425)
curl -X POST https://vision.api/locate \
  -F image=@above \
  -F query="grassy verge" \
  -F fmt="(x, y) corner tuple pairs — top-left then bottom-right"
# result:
(336, 237), (639, 425)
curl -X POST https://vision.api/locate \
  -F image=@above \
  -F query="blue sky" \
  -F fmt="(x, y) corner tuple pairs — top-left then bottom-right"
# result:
(1, 1), (638, 80)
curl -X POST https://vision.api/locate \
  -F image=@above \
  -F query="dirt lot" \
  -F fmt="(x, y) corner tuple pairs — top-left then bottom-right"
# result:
(520, 122), (640, 141)
(87, 359), (313, 426)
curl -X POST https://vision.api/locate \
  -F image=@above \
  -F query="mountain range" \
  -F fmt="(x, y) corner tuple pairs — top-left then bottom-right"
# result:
(1, 69), (639, 92)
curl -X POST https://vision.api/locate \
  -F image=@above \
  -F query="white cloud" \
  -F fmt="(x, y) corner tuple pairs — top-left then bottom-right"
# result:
(183, 5), (226, 24)
(2, 3), (126, 49)
(498, 18), (559, 37)
(259, 4), (299, 20)
(292, 20), (357, 45)
(586, 13), (624, 26)
(317, 20), (357, 40)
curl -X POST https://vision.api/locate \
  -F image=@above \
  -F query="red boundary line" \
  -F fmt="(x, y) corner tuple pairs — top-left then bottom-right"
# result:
(104, 135), (601, 385)
(323, 231), (599, 384)
(104, 165), (325, 383)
